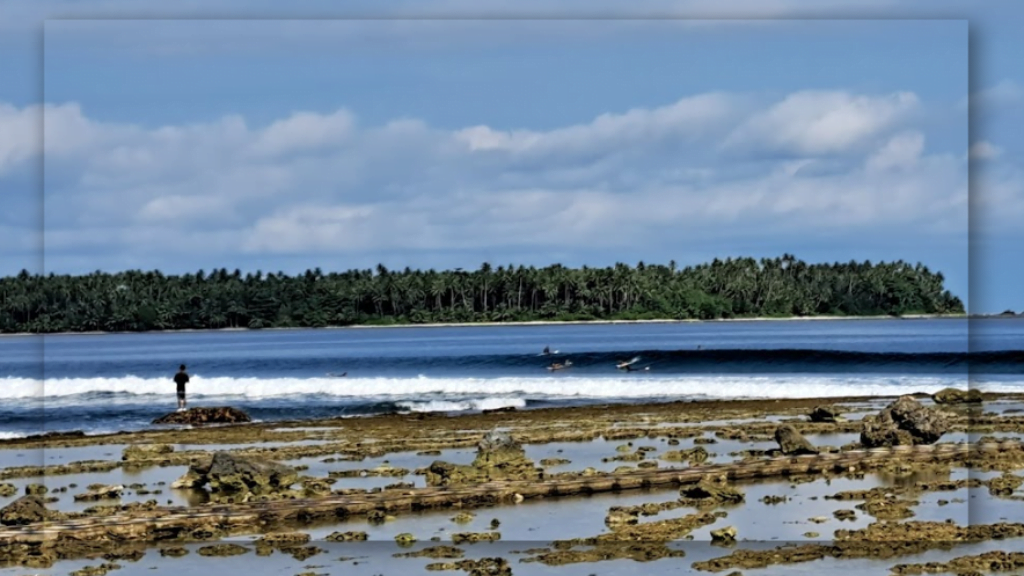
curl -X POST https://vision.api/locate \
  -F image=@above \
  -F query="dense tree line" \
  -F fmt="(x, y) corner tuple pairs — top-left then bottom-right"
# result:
(0, 255), (964, 333)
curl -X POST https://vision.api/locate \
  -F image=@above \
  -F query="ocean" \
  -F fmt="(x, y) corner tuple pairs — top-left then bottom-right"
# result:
(1, 318), (1021, 438)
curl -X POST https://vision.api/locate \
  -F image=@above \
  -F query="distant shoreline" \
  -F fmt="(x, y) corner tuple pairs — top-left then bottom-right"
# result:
(0, 312), (992, 338)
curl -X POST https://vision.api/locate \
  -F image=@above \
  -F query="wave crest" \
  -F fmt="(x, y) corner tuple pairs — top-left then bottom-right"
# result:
(0, 374), (1011, 402)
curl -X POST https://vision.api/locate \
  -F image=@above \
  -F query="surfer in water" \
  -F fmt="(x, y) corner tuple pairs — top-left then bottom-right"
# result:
(621, 364), (651, 373)
(548, 359), (573, 371)
(542, 346), (551, 355)
(174, 364), (190, 412)
(616, 356), (641, 370)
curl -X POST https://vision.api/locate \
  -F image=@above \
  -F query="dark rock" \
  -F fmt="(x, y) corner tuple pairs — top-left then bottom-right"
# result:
(426, 429), (542, 486)
(679, 478), (745, 504)
(172, 452), (298, 496)
(22, 430), (86, 441)
(24, 484), (47, 496)
(932, 387), (983, 404)
(152, 407), (251, 425)
(0, 495), (49, 526)
(775, 425), (819, 455)
(808, 405), (844, 423)
(860, 395), (951, 447)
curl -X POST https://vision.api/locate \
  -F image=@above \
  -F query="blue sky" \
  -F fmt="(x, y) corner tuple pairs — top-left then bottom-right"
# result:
(0, 1), (1021, 315)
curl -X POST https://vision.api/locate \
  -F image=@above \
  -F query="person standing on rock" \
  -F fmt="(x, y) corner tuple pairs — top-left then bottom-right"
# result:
(174, 364), (190, 412)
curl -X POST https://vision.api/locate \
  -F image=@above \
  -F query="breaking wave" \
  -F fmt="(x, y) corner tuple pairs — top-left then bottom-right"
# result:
(0, 374), (1014, 402)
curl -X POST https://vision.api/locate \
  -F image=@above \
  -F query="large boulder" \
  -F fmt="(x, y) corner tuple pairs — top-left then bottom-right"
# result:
(0, 495), (49, 526)
(152, 407), (251, 425)
(172, 452), (298, 496)
(426, 430), (542, 486)
(860, 396), (951, 448)
(932, 387), (983, 404)
(774, 425), (818, 455)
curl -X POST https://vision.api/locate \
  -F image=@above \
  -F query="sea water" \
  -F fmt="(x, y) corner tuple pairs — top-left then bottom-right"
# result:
(0, 318), (1021, 437)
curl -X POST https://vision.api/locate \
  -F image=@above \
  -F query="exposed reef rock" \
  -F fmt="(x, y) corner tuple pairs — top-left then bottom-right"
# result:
(172, 452), (298, 498)
(775, 424), (819, 455)
(0, 495), (50, 526)
(860, 396), (951, 447)
(152, 407), (251, 425)
(932, 387), (983, 404)
(426, 430), (542, 486)
(808, 405), (844, 423)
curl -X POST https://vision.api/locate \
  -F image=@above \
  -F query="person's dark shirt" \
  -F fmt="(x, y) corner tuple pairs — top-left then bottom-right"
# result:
(174, 371), (189, 389)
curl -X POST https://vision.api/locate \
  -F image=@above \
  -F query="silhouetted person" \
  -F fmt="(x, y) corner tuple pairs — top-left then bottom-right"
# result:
(174, 364), (190, 412)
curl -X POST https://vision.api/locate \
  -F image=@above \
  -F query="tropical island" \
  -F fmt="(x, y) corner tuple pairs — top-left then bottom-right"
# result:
(0, 255), (966, 334)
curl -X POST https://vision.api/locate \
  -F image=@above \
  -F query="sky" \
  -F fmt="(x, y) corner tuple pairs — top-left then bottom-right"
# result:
(0, 1), (1021, 316)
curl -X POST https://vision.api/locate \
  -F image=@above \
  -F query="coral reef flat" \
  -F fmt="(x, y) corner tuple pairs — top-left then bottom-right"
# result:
(3, 393), (1024, 575)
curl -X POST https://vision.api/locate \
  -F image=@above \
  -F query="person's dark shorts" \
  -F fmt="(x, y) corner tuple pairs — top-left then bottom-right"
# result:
(177, 386), (186, 400)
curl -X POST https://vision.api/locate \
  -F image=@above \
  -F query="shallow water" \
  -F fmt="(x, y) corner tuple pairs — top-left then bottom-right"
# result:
(0, 464), (194, 512)
(0, 443), (126, 469)
(282, 447), (477, 480)
(0, 439), (338, 471)
(6, 522), (1024, 576)
(3, 460), (1024, 576)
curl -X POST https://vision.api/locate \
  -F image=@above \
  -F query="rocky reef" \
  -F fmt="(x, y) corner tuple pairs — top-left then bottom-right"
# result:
(931, 387), (983, 404)
(425, 430), (543, 486)
(152, 407), (252, 425)
(172, 451), (299, 500)
(860, 396), (951, 447)
(0, 495), (51, 526)
(774, 424), (819, 455)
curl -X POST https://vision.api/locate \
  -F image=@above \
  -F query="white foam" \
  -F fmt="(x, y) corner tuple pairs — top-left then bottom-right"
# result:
(0, 431), (26, 439)
(396, 397), (528, 413)
(0, 374), (1017, 401)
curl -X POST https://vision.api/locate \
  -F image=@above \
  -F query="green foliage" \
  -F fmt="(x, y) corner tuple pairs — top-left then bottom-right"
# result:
(0, 255), (965, 334)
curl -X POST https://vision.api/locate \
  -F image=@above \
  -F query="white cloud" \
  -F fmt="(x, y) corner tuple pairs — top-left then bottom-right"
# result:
(866, 131), (925, 172)
(968, 140), (1003, 160)
(725, 91), (919, 156)
(0, 103), (39, 176)
(969, 80), (1023, 109)
(138, 194), (235, 222)
(455, 93), (739, 159)
(248, 110), (355, 158)
(0, 87), (973, 268)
